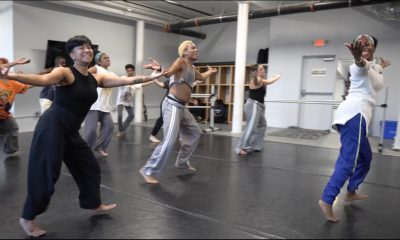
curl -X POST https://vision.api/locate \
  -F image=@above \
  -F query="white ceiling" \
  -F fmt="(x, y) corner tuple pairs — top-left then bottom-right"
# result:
(48, 0), (310, 25)
(45, 0), (400, 29)
(123, 1), (306, 19)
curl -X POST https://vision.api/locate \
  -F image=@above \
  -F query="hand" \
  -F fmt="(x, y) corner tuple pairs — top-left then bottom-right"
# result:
(273, 74), (281, 80)
(1, 57), (30, 68)
(150, 67), (165, 80)
(150, 70), (160, 78)
(143, 58), (161, 70)
(0, 65), (11, 79)
(207, 65), (218, 73)
(379, 57), (391, 69)
(0, 57), (30, 79)
(344, 41), (363, 62)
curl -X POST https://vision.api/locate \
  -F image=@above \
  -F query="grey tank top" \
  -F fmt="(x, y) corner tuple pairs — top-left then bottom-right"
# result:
(169, 66), (195, 90)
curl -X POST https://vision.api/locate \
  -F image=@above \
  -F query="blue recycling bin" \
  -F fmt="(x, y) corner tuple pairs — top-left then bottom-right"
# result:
(382, 121), (397, 140)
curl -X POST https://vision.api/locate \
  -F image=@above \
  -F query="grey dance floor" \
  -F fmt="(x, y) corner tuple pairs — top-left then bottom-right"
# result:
(1, 125), (400, 239)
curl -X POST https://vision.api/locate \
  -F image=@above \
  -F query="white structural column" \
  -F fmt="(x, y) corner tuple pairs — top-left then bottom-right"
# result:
(393, 105), (400, 150)
(134, 20), (145, 123)
(231, 2), (249, 133)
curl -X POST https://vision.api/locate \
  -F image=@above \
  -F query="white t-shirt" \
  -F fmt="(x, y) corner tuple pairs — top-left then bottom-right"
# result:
(90, 65), (117, 112)
(116, 77), (143, 107)
(333, 61), (384, 134)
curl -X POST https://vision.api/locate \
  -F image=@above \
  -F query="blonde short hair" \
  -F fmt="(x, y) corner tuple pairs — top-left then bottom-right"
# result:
(178, 40), (194, 58)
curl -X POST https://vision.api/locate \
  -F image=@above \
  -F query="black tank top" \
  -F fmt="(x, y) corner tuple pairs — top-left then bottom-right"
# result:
(249, 85), (266, 104)
(54, 67), (98, 120)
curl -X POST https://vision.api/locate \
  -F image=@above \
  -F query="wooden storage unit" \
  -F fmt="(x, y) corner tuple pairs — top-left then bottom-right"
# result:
(193, 63), (257, 123)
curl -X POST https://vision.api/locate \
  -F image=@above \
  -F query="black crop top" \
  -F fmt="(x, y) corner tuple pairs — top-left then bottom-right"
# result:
(249, 85), (266, 104)
(54, 67), (98, 119)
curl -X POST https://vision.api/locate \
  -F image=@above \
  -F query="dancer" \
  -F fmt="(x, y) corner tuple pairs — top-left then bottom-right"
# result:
(149, 76), (202, 143)
(0, 57), (32, 157)
(140, 40), (217, 184)
(38, 56), (67, 114)
(149, 77), (170, 143)
(319, 35), (391, 222)
(235, 64), (280, 155)
(116, 64), (153, 137)
(84, 52), (117, 157)
(0, 35), (163, 237)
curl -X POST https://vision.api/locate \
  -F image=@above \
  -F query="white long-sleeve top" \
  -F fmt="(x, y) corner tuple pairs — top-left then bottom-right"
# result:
(90, 65), (116, 112)
(116, 77), (143, 107)
(333, 61), (384, 134)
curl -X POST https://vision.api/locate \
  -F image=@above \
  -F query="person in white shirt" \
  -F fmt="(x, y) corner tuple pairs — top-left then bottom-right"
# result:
(116, 64), (153, 137)
(84, 52), (116, 157)
(319, 35), (391, 222)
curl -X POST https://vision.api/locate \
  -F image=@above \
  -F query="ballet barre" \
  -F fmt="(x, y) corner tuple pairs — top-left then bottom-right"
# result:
(190, 86), (220, 133)
(265, 87), (390, 153)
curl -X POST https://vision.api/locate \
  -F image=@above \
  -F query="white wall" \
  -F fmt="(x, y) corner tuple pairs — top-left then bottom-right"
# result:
(0, 1), (14, 60)
(266, 7), (400, 136)
(8, 1), (180, 131)
(179, 6), (400, 137)
(185, 17), (271, 64)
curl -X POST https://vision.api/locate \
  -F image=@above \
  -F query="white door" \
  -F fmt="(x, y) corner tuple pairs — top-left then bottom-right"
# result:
(299, 56), (336, 130)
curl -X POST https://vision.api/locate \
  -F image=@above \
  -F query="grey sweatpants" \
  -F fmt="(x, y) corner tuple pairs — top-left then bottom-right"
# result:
(142, 96), (202, 176)
(83, 110), (114, 151)
(0, 116), (19, 154)
(236, 99), (267, 154)
(117, 105), (134, 133)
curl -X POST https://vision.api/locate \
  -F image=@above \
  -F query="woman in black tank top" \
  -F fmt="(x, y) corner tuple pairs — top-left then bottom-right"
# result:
(0, 35), (163, 237)
(236, 64), (281, 156)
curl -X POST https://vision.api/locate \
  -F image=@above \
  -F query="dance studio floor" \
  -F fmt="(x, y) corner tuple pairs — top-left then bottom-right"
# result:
(1, 125), (400, 239)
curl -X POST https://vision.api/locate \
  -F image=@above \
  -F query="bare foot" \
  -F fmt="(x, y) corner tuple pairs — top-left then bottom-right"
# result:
(238, 149), (248, 155)
(98, 149), (108, 157)
(149, 135), (161, 143)
(19, 218), (46, 237)
(139, 168), (159, 184)
(318, 200), (339, 222)
(175, 162), (197, 172)
(345, 192), (368, 202)
(187, 164), (197, 172)
(116, 132), (125, 137)
(95, 204), (116, 212)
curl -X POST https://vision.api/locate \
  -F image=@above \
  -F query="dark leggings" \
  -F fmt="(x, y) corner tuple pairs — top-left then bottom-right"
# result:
(151, 105), (163, 136)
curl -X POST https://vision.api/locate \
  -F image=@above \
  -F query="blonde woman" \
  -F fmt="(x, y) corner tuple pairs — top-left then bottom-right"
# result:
(140, 40), (217, 184)
(236, 64), (280, 155)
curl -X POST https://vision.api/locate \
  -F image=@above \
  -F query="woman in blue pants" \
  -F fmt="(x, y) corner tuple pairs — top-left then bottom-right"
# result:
(319, 35), (391, 222)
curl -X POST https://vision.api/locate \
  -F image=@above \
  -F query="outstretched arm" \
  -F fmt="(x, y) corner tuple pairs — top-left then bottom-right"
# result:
(195, 65), (218, 81)
(96, 68), (164, 88)
(193, 80), (202, 88)
(262, 74), (281, 86)
(153, 79), (166, 88)
(142, 80), (154, 87)
(143, 58), (184, 78)
(1, 65), (68, 86)
(0, 57), (30, 69)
